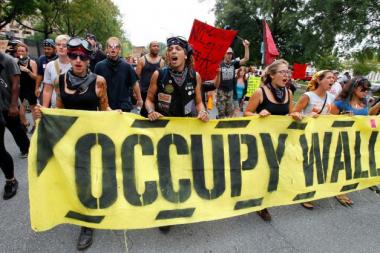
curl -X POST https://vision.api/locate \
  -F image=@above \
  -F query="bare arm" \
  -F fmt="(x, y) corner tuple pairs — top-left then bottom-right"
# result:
(42, 83), (54, 107)
(95, 76), (111, 111)
(239, 40), (250, 65)
(244, 88), (262, 116)
(145, 70), (163, 121)
(195, 72), (208, 122)
(369, 102), (380, 115)
(293, 94), (309, 113)
(35, 75), (43, 97)
(135, 56), (145, 79)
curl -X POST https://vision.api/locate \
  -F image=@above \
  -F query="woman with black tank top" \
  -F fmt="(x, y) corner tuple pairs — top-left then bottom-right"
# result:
(244, 59), (296, 221)
(35, 37), (111, 251)
(16, 43), (38, 132)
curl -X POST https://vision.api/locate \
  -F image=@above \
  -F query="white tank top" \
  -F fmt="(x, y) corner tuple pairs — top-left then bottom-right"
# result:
(302, 91), (335, 115)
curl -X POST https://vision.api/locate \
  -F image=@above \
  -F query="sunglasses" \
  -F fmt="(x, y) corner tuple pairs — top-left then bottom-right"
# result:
(107, 43), (120, 49)
(360, 87), (369, 92)
(68, 52), (90, 61)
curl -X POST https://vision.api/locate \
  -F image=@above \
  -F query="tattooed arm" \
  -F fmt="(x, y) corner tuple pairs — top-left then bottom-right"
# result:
(95, 75), (112, 111)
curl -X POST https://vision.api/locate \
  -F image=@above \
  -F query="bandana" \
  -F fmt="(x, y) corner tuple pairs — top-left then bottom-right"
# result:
(169, 67), (188, 87)
(66, 69), (96, 93)
(267, 82), (286, 103)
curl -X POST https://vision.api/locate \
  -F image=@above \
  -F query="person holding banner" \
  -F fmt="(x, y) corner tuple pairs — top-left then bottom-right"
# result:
(244, 59), (295, 221)
(215, 39), (250, 118)
(35, 37), (111, 250)
(292, 70), (356, 208)
(145, 36), (208, 122)
(145, 36), (208, 232)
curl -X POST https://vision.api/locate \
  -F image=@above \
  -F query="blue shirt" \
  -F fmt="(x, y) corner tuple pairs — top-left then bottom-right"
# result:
(334, 100), (368, 115)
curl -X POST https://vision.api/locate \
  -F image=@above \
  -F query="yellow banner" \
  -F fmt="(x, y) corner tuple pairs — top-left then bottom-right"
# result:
(246, 76), (261, 97)
(29, 109), (380, 231)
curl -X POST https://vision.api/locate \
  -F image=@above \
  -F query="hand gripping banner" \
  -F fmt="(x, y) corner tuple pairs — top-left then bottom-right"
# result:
(29, 109), (380, 231)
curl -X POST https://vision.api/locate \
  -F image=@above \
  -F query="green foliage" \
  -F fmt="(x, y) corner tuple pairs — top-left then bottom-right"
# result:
(214, 0), (380, 66)
(352, 62), (378, 76)
(6, 0), (126, 47)
(314, 54), (342, 71)
(0, 0), (38, 29)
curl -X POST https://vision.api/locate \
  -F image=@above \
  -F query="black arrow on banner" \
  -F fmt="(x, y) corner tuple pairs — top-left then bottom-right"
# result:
(36, 114), (78, 176)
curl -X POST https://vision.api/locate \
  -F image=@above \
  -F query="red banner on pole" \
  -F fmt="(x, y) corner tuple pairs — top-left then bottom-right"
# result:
(188, 19), (237, 81)
(292, 63), (307, 80)
(263, 20), (279, 66)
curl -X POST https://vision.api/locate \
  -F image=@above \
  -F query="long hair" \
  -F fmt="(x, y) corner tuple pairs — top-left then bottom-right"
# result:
(307, 70), (332, 91)
(261, 59), (289, 85)
(236, 66), (247, 81)
(337, 77), (371, 105)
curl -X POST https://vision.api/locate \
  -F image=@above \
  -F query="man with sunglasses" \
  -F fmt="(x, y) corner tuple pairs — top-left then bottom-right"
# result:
(94, 37), (143, 112)
(42, 35), (71, 108)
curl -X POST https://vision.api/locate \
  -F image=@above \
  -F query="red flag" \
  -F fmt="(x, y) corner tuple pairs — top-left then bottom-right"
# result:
(188, 19), (237, 81)
(292, 63), (307, 80)
(263, 20), (279, 66)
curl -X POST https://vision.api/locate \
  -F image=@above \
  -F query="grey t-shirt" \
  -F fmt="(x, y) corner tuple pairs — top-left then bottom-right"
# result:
(0, 53), (21, 110)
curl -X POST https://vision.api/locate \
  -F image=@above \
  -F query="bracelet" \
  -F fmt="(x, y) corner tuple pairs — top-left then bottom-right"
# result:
(147, 108), (155, 114)
(199, 109), (208, 114)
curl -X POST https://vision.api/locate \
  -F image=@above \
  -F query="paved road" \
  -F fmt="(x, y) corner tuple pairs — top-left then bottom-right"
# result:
(1, 112), (380, 253)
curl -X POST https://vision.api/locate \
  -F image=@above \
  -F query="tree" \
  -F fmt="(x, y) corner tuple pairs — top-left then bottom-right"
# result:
(214, 0), (380, 66)
(55, 0), (124, 45)
(0, 0), (38, 29)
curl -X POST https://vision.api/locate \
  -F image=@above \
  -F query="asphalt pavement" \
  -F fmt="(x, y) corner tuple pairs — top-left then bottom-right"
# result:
(1, 111), (380, 253)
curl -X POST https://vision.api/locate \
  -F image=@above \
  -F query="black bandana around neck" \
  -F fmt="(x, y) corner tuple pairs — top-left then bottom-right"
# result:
(169, 67), (188, 86)
(66, 69), (96, 93)
(267, 82), (286, 103)
(106, 57), (122, 72)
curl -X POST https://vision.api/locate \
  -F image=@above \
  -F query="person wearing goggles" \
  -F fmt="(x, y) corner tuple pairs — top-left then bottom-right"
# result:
(35, 37), (111, 250)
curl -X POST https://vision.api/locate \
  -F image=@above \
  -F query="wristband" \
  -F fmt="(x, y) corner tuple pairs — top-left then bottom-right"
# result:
(147, 108), (155, 114)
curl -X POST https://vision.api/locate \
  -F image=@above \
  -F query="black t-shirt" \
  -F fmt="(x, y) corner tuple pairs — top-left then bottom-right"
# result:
(220, 60), (240, 91)
(89, 50), (106, 72)
(94, 57), (137, 111)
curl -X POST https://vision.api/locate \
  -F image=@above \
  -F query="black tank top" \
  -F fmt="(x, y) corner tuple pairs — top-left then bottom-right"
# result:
(59, 73), (99, 111)
(140, 56), (161, 92)
(256, 87), (290, 115)
(19, 60), (34, 91)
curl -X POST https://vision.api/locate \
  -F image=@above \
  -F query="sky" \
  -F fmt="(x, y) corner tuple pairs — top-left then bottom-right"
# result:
(112, 0), (216, 46)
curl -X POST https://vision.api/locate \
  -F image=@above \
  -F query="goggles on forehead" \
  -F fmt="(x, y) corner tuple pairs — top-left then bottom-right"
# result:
(67, 37), (92, 54)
